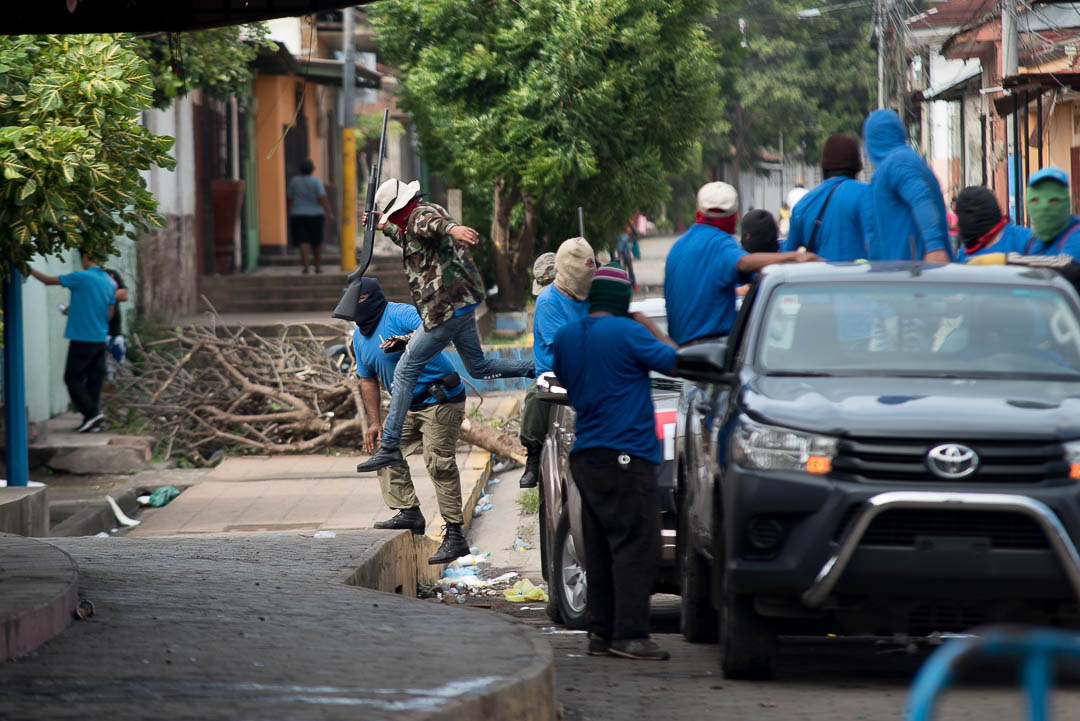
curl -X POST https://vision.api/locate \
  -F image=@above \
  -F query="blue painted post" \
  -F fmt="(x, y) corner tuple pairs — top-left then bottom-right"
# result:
(2, 269), (29, 486)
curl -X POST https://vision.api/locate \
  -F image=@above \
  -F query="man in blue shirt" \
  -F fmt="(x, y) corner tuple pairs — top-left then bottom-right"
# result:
(784, 134), (873, 260)
(553, 264), (677, 661)
(351, 278), (471, 565)
(31, 249), (116, 432)
(953, 185), (1033, 260)
(862, 109), (951, 262)
(665, 182), (817, 346)
(519, 238), (594, 489)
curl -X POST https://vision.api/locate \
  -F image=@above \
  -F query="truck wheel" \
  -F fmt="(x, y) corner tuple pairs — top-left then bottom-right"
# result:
(551, 510), (587, 629)
(719, 592), (777, 680)
(541, 490), (565, 623)
(679, 495), (718, 642)
(539, 484), (550, 583)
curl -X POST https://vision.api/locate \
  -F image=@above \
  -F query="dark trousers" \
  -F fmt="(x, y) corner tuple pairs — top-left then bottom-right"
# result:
(519, 383), (553, 453)
(569, 448), (661, 641)
(65, 341), (106, 420)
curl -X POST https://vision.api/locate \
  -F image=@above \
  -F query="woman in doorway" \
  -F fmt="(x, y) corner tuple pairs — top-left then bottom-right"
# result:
(287, 158), (334, 274)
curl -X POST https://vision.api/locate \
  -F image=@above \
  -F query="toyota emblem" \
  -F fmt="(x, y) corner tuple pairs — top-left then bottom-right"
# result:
(927, 443), (979, 479)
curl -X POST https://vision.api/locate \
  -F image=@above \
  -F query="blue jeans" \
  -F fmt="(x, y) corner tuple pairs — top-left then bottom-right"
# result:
(381, 310), (534, 449)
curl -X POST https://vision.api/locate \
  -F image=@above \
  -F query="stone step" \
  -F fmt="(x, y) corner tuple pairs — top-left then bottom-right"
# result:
(0, 532), (79, 660)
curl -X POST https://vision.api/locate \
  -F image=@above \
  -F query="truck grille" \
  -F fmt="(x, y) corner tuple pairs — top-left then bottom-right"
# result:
(833, 507), (1051, 550)
(832, 438), (1065, 483)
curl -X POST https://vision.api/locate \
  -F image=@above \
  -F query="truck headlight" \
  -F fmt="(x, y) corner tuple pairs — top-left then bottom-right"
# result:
(731, 418), (837, 474)
(1065, 440), (1080, 480)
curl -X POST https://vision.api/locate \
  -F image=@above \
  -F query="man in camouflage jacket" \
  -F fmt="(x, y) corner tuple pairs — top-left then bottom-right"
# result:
(357, 178), (534, 472)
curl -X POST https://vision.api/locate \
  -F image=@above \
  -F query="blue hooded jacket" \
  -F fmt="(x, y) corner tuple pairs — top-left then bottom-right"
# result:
(783, 176), (874, 260)
(862, 110), (952, 261)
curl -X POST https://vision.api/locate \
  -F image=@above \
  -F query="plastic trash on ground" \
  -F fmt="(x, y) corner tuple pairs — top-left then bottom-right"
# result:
(313, 530), (337, 539)
(449, 552), (490, 567)
(148, 485), (181, 508)
(504, 578), (548, 603)
(513, 537), (532, 551)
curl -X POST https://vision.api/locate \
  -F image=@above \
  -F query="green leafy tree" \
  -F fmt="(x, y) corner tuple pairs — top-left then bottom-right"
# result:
(372, 0), (718, 309)
(710, 0), (875, 191)
(0, 34), (176, 275)
(135, 25), (275, 109)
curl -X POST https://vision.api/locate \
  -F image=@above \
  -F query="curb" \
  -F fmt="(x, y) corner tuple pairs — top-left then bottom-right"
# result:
(0, 533), (79, 661)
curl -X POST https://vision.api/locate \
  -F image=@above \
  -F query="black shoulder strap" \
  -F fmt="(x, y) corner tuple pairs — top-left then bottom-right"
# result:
(806, 180), (845, 254)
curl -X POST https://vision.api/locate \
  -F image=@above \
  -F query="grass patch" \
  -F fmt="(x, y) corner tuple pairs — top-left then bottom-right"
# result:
(516, 486), (540, 515)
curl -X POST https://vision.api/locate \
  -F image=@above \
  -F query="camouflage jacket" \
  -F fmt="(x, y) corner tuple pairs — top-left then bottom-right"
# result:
(382, 203), (486, 330)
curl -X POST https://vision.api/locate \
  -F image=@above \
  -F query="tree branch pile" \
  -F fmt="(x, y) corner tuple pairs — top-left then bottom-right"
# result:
(108, 315), (527, 467)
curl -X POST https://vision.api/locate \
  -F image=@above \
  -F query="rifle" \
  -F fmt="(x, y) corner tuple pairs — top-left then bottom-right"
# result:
(332, 109), (389, 320)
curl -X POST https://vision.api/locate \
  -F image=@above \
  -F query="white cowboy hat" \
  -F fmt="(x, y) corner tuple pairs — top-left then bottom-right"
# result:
(374, 178), (421, 217)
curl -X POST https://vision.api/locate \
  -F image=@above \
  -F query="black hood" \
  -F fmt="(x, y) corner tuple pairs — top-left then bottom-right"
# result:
(740, 375), (1080, 441)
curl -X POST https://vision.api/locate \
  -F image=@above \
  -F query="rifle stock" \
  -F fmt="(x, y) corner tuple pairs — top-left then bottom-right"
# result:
(333, 109), (389, 320)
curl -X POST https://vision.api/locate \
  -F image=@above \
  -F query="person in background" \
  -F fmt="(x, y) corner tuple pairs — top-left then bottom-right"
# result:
(351, 277), (471, 565)
(665, 182), (818, 347)
(103, 268), (128, 380)
(784, 134), (872, 261)
(1023, 168), (1080, 259)
(862, 109), (951, 262)
(531, 252), (557, 296)
(740, 209), (779, 254)
(30, 249), (116, 433)
(616, 225), (637, 289)
(552, 264), (677, 661)
(356, 178), (533, 472)
(287, 158), (334, 275)
(954, 185), (1033, 260)
(519, 239), (595, 489)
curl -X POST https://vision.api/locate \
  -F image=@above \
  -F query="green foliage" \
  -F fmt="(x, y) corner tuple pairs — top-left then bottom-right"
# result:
(372, 0), (719, 305)
(711, 0), (876, 166)
(135, 25), (275, 109)
(0, 35), (176, 276)
(516, 487), (540, 515)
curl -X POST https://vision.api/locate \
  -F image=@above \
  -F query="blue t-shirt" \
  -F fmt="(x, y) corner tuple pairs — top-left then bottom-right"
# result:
(532, 284), (588, 376)
(352, 302), (464, 405)
(783, 177), (873, 261)
(552, 316), (677, 464)
(664, 223), (747, 345)
(287, 175), (326, 217)
(1022, 216), (1080, 260)
(961, 223), (1035, 261)
(58, 266), (115, 343)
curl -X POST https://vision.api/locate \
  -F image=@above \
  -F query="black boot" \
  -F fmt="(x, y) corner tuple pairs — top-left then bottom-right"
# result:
(373, 507), (426, 534)
(518, 449), (541, 489)
(428, 523), (470, 565)
(356, 446), (406, 473)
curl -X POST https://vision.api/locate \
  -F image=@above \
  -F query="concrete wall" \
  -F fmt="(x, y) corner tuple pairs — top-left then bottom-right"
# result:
(138, 97), (199, 318)
(21, 253), (79, 424)
(255, 75), (292, 249)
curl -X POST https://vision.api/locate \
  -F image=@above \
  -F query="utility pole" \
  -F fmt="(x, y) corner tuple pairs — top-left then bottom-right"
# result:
(1002, 0), (1018, 219)
(341, 6), (357, 271)
(875, 0), (885, 109)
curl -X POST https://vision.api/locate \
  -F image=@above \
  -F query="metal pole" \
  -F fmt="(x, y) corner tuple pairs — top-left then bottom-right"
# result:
(230, 96), (242, 273)
(1014, 95), (1023, 225)
(981, 113), (988, 186)
(1023, 91), (1030, 202)
(341, 7), (357, 271)
(876, 25), (885, 109)
(2, 269), (29, 486)
(1037, 92), (1044, 169)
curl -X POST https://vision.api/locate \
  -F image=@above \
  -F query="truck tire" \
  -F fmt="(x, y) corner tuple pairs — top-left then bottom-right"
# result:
(679, 493), (718, 642)
(551, 510), (588, 630)
(719, 591), (778, 680)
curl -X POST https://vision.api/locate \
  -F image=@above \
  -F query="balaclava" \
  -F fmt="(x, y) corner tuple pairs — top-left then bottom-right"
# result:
(1027, 178), (1072, 242)
(587, 263), (632, 317)
(820, 134), (863, 177)
(954, 186), (1003, 249)
(555, 237), (595, 300)
(354, 277), (388, 337)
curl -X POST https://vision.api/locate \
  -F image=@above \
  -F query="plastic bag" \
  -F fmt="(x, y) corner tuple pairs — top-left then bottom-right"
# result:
(504, 578), (548, 603)
(147, 485), (181, 508)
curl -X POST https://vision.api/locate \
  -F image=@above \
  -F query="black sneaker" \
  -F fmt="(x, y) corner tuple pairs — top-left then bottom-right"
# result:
(587, 633), (611, 656)
(518, 449), (541, 489)
(75, 413), (105, 433)
(356, 447), (406, 473)
(609, 639), (670, 661)
(373, 507), (426, 534)
(428, 523), (470, 565)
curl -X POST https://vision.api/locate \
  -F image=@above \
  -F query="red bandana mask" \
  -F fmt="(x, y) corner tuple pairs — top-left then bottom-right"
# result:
(694, 210), (737, 235)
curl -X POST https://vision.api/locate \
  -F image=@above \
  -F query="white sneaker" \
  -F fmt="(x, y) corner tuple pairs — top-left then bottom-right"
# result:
(75, 414), (105, 433)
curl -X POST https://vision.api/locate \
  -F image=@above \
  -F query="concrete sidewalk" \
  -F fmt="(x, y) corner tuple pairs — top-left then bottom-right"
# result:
(0, 531), (555, 720)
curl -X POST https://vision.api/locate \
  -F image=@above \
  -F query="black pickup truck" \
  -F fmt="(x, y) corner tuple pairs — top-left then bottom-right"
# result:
(673, 262), (1080, 679)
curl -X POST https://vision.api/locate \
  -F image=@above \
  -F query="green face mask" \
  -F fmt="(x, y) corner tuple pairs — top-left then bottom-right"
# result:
(1026, 179), (1072, 241)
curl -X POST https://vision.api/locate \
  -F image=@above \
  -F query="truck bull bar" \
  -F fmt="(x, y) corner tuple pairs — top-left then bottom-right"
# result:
(802, 491), (1080, 608)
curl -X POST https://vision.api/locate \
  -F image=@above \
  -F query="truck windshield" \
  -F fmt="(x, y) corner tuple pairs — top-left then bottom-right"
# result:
(756, 282), (1080, 379)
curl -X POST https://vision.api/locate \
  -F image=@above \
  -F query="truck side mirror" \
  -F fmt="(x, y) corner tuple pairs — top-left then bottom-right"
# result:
(673, 341), (731, 384)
